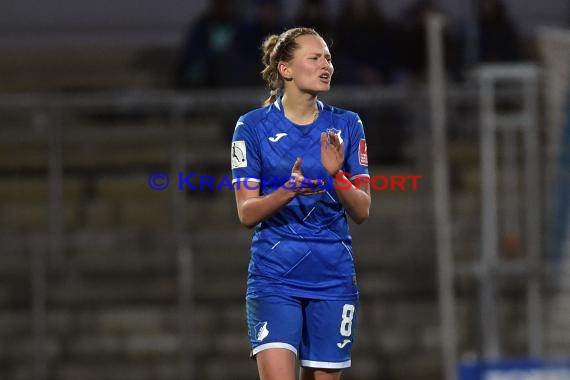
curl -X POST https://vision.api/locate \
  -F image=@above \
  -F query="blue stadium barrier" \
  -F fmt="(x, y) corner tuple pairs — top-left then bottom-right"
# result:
(458, 359), (570, 380)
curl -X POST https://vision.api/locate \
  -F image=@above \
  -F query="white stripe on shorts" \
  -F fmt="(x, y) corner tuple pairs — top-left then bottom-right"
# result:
(300, 359), (351, 369)
(252, 342), (298, 357)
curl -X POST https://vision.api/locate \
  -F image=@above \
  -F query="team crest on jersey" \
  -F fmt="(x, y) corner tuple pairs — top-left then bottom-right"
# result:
(326, 128), (343, 144)
(359, 139), (368, 166)
(254, 322), (269, 342)
(231, 140), (247, 169)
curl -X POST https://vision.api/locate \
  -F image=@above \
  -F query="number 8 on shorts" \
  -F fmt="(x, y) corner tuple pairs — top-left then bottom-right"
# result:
(340, 304), (355, 337)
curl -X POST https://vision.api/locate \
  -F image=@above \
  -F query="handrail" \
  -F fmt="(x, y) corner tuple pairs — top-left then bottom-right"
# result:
(0, 84), (479, 111)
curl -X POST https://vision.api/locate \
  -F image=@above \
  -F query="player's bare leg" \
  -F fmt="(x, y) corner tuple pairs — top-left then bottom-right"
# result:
(300, 367), (342, 380)
(256, 348), (296, 380)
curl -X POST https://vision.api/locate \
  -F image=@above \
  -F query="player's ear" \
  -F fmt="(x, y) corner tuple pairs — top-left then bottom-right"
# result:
(278, 61), (292, 81)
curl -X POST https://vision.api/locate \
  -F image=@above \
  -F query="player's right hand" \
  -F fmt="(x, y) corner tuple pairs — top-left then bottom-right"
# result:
(286, 157), (325, 195)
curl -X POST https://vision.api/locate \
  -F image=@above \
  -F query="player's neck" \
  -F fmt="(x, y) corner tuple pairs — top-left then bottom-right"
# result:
(281, 93), (319, 126)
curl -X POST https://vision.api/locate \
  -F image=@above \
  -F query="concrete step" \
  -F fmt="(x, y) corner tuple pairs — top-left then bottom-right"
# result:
(0, 250), (29, 275)
(0, 177), (83, 201)
(49, 277), (177, 306)
(54, 362), (179, 380)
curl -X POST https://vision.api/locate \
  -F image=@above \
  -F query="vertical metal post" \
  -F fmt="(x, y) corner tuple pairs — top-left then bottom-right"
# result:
(31, 237), (48, 380)
(523, 73), (542, 358)
(500, 126), (520, 248)
(45, 112), (65, 268)
(171, 106), (194, 380)
(427, 13), (458, 380)
(479, 74), (501, 359)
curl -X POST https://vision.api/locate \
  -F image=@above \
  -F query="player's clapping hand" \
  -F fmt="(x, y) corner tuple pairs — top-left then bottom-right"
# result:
(320, 131), (344, 176)
(286, 157), (325, 195)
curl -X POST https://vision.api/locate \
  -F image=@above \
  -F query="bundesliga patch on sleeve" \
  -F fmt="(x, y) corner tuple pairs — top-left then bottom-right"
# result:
(359, 139), (368, 166)
(231, 140), (247, 168)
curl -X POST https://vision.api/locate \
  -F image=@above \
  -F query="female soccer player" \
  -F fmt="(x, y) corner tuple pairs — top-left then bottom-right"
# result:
(231, 27), (371, 380)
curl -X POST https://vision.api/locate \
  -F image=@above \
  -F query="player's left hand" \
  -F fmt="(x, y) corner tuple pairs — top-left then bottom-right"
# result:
(320, 131), (344, 176)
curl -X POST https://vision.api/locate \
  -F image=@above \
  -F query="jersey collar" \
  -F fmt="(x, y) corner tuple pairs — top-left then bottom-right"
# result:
(273, 96), (324, 114)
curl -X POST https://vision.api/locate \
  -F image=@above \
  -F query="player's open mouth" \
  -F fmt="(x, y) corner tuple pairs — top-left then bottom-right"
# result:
(319, 73), (331, 82)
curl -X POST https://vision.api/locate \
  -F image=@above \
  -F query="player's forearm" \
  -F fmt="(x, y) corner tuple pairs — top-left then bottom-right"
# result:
(333, 176), (371, 224)
(237, 187), (296, 228)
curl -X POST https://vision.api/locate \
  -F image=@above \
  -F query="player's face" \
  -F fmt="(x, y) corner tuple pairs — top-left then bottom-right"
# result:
(286, 35), (334, 94)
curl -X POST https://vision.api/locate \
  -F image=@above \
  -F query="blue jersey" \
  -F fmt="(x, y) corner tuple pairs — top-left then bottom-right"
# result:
(231, 97), (369, 300)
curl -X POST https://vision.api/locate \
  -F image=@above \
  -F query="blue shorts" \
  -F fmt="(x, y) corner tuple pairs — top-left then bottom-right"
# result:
(246, 294), (358, 369)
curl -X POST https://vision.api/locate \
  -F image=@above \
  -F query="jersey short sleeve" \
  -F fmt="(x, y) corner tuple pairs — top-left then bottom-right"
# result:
(343, 113), (369, 180)
(231, 117), (262, 184)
